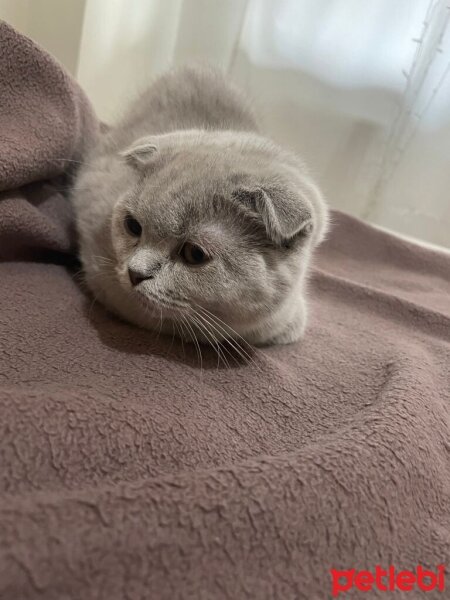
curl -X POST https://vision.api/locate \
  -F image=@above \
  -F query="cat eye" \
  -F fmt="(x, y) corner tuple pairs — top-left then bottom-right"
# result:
(180, 242), (209, 265)
(124, 214), (142, 237)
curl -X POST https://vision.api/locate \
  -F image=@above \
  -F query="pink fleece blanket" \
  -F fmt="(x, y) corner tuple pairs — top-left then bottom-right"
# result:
(1, 21), (449, 600)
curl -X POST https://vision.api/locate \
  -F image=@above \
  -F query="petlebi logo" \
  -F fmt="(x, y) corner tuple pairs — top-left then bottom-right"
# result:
(330, 565), (446, 597)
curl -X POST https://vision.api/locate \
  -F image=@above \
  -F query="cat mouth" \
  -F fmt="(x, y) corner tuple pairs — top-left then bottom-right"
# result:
(134, 288), (189, 315)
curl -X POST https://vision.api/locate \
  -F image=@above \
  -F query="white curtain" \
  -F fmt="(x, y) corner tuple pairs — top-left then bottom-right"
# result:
(2, 0), (450, 247)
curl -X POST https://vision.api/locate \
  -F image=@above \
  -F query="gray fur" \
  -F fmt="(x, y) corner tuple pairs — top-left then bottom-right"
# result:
(72, 65), (329, 346)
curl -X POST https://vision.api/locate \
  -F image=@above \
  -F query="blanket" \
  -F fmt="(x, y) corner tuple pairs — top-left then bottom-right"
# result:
(0, 21), (449, 600)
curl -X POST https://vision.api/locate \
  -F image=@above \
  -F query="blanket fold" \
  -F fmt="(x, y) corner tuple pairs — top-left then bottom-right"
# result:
(0, 20), (98, 260)
(0, 21), (449, 600)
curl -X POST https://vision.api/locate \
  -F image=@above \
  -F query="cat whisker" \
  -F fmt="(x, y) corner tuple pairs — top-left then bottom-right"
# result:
(87, 289), (103, 321)
(195, 304), (255, 353)
(52, 157), (99, 170)
(193, 310), (252, 368)
(70, 267), (84, 281)
(82, 270), (116, 284)
(91, 255), (114, 264)
(190, 313), (231, 370)
(157, 307), (163, 341)
(165, 320), (177, 360)
(176, 317), (186, 360)
(194, 305), (258, 367)
(189, 314), (219, 366)
(181, 314), (203, 373)
(182, 316), (205, 391)
(47, 183), (97, 194)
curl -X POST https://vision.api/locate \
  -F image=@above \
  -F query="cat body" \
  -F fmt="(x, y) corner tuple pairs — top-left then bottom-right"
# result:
(72, 66), (328, 346)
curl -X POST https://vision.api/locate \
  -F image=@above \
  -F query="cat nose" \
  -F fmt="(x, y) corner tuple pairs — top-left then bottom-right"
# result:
(128, 267), (152, 286)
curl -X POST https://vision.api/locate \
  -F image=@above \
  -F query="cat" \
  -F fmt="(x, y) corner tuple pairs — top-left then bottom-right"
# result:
(71, 65), (329, 347)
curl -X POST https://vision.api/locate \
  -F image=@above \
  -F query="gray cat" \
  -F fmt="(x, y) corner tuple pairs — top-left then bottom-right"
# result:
(72, 65), (328, 348)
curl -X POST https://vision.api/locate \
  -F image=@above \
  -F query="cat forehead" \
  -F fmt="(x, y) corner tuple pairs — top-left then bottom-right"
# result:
(127, 189), (262, 255)
(135, 166), (239, 213)
(136, 195), (237, 238)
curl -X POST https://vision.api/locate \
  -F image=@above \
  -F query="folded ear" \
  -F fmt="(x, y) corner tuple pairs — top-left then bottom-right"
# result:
(120, 137), (158, 167)
(232, 184), (313, 246)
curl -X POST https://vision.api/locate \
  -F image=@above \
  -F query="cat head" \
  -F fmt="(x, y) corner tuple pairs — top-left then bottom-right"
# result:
(100, 129), (328, 344)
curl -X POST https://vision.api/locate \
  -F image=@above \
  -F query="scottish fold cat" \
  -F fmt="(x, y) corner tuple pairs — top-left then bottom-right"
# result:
(72, 65), (328, 347)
